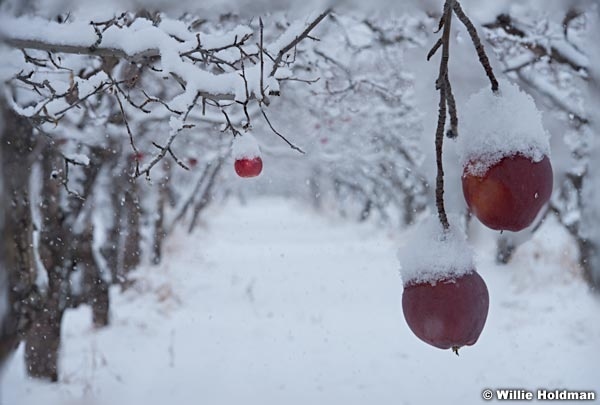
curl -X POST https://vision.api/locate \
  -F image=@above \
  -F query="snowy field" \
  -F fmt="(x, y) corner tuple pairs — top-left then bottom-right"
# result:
(2, 198), (599, 405)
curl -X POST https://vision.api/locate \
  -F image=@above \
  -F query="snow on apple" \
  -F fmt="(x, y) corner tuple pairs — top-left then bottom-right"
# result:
(398, 215), (474, 285)
(458, 79), (553, 232)
(232, 133), (263, 178)
(458, 79), (551, 176)
(398, 215), (489, 353)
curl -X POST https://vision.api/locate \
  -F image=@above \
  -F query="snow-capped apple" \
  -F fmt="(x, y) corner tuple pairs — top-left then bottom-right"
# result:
(402, 271), (489, 354)
(458, 80), (554, 232)
(232, 134), (262, 178)
(462, 153), (553, 232)
(234, 156), (263, 178)
(399, 215), (488, 354)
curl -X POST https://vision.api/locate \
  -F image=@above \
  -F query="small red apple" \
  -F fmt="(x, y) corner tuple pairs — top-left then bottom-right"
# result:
(402, 271), (489, 353)
(129, 152), (144, 162)
(462, 154), (553, 232)
(234, 156), (263, 178)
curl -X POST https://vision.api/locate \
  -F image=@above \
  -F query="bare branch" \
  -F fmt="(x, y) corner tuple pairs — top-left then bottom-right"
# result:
(445, 76), (458, 138)
(113, 90), (141, 176)
(270, 9), (331, 76)
(453, 1), (499, 92)
(433, 0), (453, 230)
(260, 107), (305, 154)
(427, 38), (443, 61)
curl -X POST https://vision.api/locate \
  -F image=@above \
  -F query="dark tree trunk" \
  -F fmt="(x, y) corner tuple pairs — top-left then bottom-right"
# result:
(91, 277), (110, 327)
(152, 194), (166, 265)
(122, 178), (141, 273)
(26, 148), (66, 381)
(24, 278), (63, 382)
(151, 163), (170, 265)
(0, 104), (37, 368)
(75, 227), (110, 328)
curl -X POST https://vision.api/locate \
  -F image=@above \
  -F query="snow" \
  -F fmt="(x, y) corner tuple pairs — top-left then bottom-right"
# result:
(398, 215), (475, 285)
(158, 19), (195, 42)
(29, 162), (48, 291)
(458, 79), (551, 176)
(232, 133), (261, 160)
(0, 12), (312, 115)
(74, 72), (108, 100)
(0, 15), (97, 47)
(91, 167), (115, 285)
(2, 198), (599, 405)
(64, 153), (91, 166)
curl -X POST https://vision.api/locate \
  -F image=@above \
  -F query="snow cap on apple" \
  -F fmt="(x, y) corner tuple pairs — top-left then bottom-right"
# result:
(232, 133), (263, 178)
(399, 215), (489, 352)
(232, 133), (261, 160)
(458, 79), (553, 232)
(457, 79), (551, 176)
(398, 214), (475, 285)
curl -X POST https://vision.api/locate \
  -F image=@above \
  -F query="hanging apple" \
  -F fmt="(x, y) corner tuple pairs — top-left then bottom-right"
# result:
(463, 153), (552, 232)
(458, 80), (553, 232)
(402, 271), (489, 353)
(398, 216), (489, 354)
(234, 156), (263, 178)
(232, 133), (263, 178)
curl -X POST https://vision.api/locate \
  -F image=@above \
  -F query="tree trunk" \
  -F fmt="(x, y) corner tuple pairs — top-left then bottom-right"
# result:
(27, 147), (67, 381)
(122, 178), (141, 273)
(24, 281), (62, 382)
(75, 227), (110, 328)
(91, 277), (110, 327)
(0, 104), (37, 368)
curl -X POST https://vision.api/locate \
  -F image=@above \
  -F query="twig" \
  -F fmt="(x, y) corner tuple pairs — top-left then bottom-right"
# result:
(113, 90), (141, 176)
(270, 9), (331, 76)
(259, 18), (267, 104)
(429, 0), (500, 229)
(433, 0), (453, 230)
(452, 1), (499, 92)
(260, 107), (305, 154)
(445, 76), (458, 138)
(152, 142), (189, 170)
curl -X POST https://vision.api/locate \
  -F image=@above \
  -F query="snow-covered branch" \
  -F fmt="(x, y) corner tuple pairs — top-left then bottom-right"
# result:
(1, 11), (330, 104)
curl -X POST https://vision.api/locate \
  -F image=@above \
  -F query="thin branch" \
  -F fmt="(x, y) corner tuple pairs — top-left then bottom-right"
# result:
(433, 0), (453, 231)
(61, 157), (85, 200)
(259, 17), (267, 104)
(113, 90), (141, 176)
(445, 76), (458, 138)
(427, 38), (443, 61)
(152, 142), (190, 171)
(453, 1), (499, 92)
(260, 107), (305, 154)
(270, 9), (331, 76)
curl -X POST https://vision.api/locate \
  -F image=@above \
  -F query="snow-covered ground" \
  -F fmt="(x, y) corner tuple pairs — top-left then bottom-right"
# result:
(2, 198), (599, 405)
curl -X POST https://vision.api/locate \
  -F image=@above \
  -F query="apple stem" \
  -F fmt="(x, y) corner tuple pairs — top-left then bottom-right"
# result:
(452, 346), (460, 356)
(429, 0), (500, 231)
(432, 0), (454, 231)
(452, 1), (499, 93)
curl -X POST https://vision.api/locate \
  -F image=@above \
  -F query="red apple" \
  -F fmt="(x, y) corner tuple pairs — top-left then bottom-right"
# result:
(402, 271), (489, 353)
(129, 152), (144, 162)
(234, 157), (263, 178)
(462, 154), (553, 232)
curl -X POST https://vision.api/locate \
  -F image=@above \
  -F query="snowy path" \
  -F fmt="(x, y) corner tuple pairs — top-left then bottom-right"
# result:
(2, 198), (600, 405)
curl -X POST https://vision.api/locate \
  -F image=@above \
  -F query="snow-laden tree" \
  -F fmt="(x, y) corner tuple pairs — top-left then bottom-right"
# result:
(1, 0), (599, 383)
(0, 6), (330, 379)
